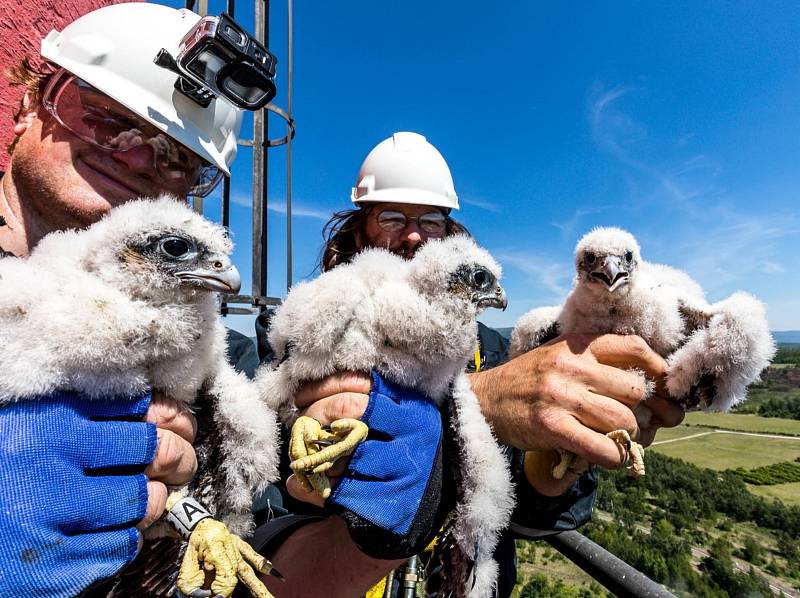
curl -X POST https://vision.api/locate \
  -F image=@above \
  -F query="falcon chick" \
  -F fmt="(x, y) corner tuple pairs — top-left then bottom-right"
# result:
(511, 227), (775, 477)
(256, 235), (514, 598)
(0, 197), (280, 598)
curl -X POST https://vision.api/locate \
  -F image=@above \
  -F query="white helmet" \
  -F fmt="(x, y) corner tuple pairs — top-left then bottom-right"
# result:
(351, 132), (459, 210)
(40, 2), (242, 175)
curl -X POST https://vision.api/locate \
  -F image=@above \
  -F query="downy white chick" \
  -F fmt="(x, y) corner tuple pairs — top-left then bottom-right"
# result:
(257, 235), (514, 598)
(511, 227), (774, 475)
(0, 197), (280, 598)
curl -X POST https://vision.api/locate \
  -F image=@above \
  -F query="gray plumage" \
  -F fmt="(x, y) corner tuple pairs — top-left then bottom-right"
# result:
(256, 235), (514, 598)
(0, 197), (279, 595)
(511, 227), (775, 424)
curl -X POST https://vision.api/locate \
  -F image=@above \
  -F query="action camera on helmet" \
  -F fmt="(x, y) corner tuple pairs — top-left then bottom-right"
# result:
(155, 13), (277, 111)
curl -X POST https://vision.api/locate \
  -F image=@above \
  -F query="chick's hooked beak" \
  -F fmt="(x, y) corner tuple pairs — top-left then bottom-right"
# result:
(591, 255), (630, 293)
(176, 255), (241, 293)
(475, 283), (508, 311)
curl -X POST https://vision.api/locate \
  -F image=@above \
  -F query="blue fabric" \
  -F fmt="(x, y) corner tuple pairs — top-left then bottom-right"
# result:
(328, 370), (442, 535)
(0, 391), (157, 597)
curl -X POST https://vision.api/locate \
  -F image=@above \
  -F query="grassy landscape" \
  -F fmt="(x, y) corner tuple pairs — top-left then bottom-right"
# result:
(513, 355), (800, 597)
(748, 482), (800, 505)
(681, 411), (800, 435)
(650, 426), (800, 470)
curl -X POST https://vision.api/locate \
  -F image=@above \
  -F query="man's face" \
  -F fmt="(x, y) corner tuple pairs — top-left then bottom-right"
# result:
(10, 77), (207, 232)
(362, 202), (448, 259)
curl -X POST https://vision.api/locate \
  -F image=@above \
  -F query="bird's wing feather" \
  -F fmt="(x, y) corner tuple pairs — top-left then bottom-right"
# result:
(510, 305), (562, 358)
(667, 292), (775, 411)
(106, 537), (184, 598)
(0, 259), (157, 401)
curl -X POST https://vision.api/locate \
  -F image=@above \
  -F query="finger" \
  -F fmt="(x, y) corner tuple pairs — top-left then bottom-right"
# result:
(145, 428), (198, 486)
(641, 395), (685, 428)
(553, 418), (633, 470)
(300, 393), (369, 426)
(137, 480), (168, 530)
(146, 391), (198, 443)
(286, 474), (326, 508)
(326, 459), (349, 478)
(584, 363), (648, 408)
(295, 371), (371, 409)
(587, 335), (669, 383)
(568, 391), (639, 438)
(237, 560), (275, 598)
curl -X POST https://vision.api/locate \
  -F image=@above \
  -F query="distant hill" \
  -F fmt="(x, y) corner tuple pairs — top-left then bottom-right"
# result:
(493, 329), (800, 344)
(774, 331), (800, 344)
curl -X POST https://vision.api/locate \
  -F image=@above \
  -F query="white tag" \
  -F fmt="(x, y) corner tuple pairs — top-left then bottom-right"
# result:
(166, 496), (212, 538)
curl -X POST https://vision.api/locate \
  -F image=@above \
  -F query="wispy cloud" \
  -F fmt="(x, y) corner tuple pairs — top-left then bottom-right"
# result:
(460, 196), (502, 213)
(230, 193), (330, 220)
(495, 250), (572, 301)
(662, 211), (800, 295)
(763, 261), (786, 275)
(551, 205), (615, 237)
(589, 83), (708, 205)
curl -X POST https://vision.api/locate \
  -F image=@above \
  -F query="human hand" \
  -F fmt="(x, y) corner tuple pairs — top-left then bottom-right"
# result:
(0, 391), (158, 595)
(285, 372), (371, 507)
(139, 391), (198, 529)
(470, 334), (684, 490)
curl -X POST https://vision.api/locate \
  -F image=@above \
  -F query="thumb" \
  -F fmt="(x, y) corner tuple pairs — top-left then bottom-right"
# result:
(286, 474), (326, 508)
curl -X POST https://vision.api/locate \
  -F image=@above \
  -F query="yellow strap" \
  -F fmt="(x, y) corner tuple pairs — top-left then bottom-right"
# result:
(473, 342), (482, 373)
(365, 576), (387, 598)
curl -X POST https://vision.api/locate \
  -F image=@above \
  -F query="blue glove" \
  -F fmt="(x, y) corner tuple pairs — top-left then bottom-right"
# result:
(328, 371), (455, 559)
(0, 391), (157, 597)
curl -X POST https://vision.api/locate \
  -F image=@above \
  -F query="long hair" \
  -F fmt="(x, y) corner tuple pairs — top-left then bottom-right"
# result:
(5, 58), (57, 156)
(319, 206), (471, 272)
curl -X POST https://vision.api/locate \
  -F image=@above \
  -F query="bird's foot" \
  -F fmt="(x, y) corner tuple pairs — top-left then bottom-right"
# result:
(166, 493), (282, 598)
(606, 429), (646, 478)
(289, 415), (369, 499)
(551, 449), (577, 480)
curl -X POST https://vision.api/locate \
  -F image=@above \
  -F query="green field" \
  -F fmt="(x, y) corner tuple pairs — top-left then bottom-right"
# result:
(745, 481), (800, 506)
(681, 411), (800, 435)
(649, 425), (711, 442)
(650, 430), (800, 470)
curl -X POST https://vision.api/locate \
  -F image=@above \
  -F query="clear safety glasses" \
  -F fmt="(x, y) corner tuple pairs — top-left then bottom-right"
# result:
(41, 70), (223, 197)
(375, 209), (447, 234)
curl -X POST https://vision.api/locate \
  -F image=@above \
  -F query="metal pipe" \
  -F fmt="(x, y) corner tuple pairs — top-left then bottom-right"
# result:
(381, 568), (395, 598)
(402, 555), (420, 598)
(222, 176), (231, 230)
(252, 0), (269, 303)
(285, 0), (293, 291)
(545, 531), (677, 598)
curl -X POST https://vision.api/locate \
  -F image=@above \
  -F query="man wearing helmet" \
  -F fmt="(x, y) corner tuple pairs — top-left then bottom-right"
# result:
(0, 4), (256, 596)
(253, 132), (685, 597)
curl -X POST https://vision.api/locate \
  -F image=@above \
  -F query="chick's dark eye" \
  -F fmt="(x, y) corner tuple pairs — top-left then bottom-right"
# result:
(624, 251), (633, 263)
(473, 268), (490, 287)
(160, 237), (193, 258)
(585, 252), (596, 265)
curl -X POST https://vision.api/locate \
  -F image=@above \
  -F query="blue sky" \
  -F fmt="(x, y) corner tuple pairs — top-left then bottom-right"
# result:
(160, 1), (800, 336)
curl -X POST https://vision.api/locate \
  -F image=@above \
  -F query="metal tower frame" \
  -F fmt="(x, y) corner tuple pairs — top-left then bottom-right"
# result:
(185, 0), (295, 316)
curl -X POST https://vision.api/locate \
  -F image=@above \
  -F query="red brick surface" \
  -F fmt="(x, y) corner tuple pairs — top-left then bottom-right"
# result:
(0, 0), (142, 170)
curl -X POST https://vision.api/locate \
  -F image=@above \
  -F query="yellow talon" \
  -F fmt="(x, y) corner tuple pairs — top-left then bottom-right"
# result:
(551, 430), (645, 480)
(171, 499), (279, 597)
(289, 416), (369, 499)
(606, 429), (646, 478)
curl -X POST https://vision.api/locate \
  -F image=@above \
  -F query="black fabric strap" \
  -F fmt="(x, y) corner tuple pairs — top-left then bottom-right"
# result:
(247, 513), (325, 555)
